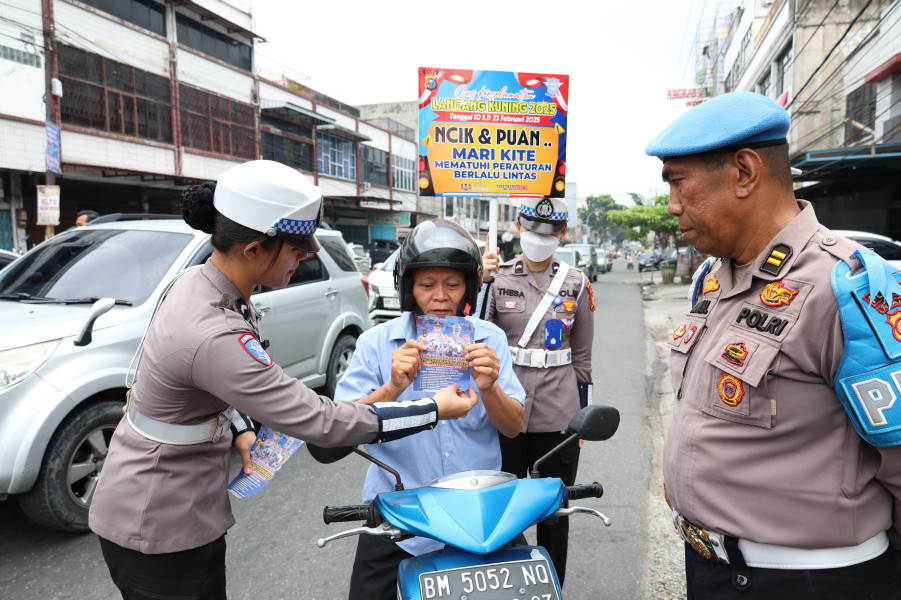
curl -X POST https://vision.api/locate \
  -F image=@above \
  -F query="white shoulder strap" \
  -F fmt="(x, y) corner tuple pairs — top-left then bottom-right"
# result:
(517, 261), (570, 348)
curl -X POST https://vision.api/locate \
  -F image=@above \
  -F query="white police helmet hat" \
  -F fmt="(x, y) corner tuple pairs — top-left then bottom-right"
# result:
(518, 197), (568, 235)
(214, 160), (323, 252)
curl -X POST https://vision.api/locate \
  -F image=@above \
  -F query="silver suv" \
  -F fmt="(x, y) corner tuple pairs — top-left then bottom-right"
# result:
(0, 216), (370, 532)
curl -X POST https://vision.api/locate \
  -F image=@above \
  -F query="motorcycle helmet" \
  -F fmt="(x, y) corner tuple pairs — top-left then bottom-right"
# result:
(214, 160), (323, 252)
(394, 220), (483, 315)
(518, 196), (568, 235)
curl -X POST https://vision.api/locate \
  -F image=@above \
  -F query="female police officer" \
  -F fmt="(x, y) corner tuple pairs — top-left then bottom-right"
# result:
(88, 160), (477, 600)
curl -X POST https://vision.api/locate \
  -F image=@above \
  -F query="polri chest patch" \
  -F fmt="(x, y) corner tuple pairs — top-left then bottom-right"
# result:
(239, 333), (272, 366)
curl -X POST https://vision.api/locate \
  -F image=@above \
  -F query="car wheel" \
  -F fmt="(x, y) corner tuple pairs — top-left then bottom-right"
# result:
(324, 334), (357, 398)
(592, 270), (597, 282)
(18, 399), (122, 532)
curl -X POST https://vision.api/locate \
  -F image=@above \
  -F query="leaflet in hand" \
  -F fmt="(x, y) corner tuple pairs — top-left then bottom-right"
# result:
(414, 315), (473, 392)
(228, 425), (303, 498)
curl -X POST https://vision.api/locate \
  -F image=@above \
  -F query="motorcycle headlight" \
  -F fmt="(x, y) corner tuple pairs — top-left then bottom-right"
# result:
(0, 340), (60, 390)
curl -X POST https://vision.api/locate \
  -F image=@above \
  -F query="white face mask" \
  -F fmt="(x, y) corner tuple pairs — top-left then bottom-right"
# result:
(520, 230), (560, 262)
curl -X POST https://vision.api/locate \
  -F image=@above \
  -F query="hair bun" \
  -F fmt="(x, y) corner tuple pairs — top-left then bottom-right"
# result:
(179, 182), (217, 234)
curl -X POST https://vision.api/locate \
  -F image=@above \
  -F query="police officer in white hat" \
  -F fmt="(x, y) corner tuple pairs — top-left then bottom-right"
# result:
(480, 196), (596, 586)
(89, 160), (478, 599)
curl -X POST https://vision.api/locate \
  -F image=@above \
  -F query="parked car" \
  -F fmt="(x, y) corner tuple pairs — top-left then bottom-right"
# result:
(0, 249), (19, 270)
(834, 230), (901, 270)
(0, 216), (371, 532)
(347, 242), (372, 272)
(638, 251), (662, 272)
(564, 244), (599, 280)
(368, 238), (401, 265)
(369, 248), (402, 324)
(553, 247), (591, 280)
(597, 247), (611, 274)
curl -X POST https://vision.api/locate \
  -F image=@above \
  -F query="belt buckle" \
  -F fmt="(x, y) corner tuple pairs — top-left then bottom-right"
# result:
(211, 408), (234, 442)
(531, 350), (546, 368)
(672, 508), (728, 564)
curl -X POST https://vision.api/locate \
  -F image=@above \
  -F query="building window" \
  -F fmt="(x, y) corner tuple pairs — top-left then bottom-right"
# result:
(845, 83), (876, 145)
(757, 72), (771, 98)
(317, 133), (356, 180)
(79, 0), (166, 36)
(175, 13), (251, 71)
(261, 115), (312, 139)
(362, 146), (389, 186)
(179, 83), (256, 158)
(392, 155), (415, 191)
(58, 44), (172, 143)
(262, 132), (314, 171)
(445, 197), (454, 218)
(776, 45), (792, 99)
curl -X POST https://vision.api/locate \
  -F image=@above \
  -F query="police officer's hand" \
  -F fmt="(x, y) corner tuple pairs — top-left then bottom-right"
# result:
(234, 430), (257, 475)
(390, 339), (426, 393)
(482, 234), (500, 283)
(434, 383), (479, 419)
(465, 343), (500, 391)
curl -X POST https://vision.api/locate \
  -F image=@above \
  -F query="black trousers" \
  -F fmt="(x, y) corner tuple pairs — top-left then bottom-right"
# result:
(347, 533), (412, 600)
(685, 543), (901, 600)
(500, 430), (580, 587)
(98, 535), (227, 600)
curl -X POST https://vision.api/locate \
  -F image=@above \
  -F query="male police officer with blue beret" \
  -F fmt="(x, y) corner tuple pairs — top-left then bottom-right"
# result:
(647, 91), (901, 599)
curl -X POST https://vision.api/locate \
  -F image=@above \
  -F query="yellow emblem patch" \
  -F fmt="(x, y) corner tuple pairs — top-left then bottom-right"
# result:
(673, 324), (687, 340)
(717, 374), (744, 406)
(703, 276), (720, 294)
(760, 281), (799, 307)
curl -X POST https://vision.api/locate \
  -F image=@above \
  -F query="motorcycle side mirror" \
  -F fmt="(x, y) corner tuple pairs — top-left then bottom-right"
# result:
(306, 443), (356, 464)
(306, 443), (405, 491)
(568, 405), (620, 442)
(530, 405), (620, 479)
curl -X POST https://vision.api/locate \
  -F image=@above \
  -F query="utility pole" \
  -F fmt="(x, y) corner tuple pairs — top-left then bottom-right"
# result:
(41, 0), (60, 240)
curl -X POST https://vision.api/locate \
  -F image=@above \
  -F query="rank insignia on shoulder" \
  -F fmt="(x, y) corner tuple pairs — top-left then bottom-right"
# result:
(760, 280), (799, 307)
(586, 281), (595, 311)
(703, 276), (720, 294)
(239, 333), (272, 366)
(717, 374), (744, 406)
(722, 342), (748, 367)
(760, 244), (792, 276)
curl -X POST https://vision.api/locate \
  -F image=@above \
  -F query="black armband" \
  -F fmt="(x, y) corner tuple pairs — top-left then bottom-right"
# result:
(230, 410), (255, 441)
(371, 398), (437, 443)
(578, 382), (593, 409)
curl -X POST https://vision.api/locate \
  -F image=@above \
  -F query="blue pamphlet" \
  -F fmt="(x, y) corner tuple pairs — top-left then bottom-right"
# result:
(414, 315), (474, 392)
(228, 425), (303, 498)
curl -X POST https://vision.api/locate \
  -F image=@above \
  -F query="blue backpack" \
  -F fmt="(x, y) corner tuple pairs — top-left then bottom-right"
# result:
(831, 248), (901, 447)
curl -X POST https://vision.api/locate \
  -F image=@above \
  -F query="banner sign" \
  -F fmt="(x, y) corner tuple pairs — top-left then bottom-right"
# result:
(37, 185), (60, 226)
(45, 120), (60, 175)
(366, 212), (410, 226)
(418, 68), (568, 198)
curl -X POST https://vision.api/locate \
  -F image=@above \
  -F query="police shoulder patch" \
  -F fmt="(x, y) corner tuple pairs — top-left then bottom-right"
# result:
(239, 332), (272, 366)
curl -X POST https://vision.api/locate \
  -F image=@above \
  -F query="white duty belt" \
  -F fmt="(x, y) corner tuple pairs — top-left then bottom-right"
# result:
(125, 390), (234, 445)
(509, 347), (572, 368)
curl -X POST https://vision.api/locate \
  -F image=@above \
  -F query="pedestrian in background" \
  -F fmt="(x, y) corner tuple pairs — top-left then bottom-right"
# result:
(75, 209), (99, 226)
(480, 197), (595, 586)
(647, 91), (901, 599)
(88, 160), (478, 600)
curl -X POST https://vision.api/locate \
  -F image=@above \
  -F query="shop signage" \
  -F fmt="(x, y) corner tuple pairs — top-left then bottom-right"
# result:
(366, 212), (410, 226)
(37, 185), (60, 226)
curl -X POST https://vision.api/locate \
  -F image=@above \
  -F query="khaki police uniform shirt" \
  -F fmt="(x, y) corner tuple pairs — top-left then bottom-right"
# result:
(665, 201), (901, 561)
(89, 261), (379, 554)
(487, 257), (594, 432)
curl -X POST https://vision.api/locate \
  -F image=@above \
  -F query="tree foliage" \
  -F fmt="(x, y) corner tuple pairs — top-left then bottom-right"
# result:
(606, 194), (679, 248)
(577, 194), (627, 244)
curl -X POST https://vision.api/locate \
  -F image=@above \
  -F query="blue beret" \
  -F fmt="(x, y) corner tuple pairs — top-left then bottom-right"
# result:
(645, 92), (790, 160)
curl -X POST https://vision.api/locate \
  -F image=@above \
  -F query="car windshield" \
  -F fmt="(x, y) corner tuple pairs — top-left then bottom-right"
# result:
(0, 229), (193, 305)
(351, 245), (366, 257)
(553, 249), (578, 265)
(379, 249), (400, 271)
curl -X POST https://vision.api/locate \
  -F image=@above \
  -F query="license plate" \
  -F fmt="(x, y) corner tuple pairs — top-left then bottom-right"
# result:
(384, 297), (400, 309)
(418, 558), (559, 599)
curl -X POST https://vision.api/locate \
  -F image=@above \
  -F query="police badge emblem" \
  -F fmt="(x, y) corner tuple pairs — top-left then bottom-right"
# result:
(535, 198), (553, 218)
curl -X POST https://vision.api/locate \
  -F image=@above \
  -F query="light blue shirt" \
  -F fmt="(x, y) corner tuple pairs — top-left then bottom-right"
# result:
(335, 312), (526, 555)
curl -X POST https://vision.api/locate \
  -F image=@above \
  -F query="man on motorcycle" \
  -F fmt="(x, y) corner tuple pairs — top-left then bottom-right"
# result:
(335, 219), (526, 600)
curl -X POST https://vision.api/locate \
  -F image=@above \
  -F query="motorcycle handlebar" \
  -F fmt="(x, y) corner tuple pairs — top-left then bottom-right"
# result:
(323, 504), (378, 525)
(566, 482), (604, 500)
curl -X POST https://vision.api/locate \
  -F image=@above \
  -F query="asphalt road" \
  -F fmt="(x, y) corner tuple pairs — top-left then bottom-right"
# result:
(0, 256), (664, 599)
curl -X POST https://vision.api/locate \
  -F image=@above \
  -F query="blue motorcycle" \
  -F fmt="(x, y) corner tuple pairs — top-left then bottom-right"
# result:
(309, 404), (620, 600)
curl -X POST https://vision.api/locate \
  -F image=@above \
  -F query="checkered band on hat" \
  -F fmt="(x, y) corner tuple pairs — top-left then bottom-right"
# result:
(520, 203), (567, 222)
(271, 217), (318, 235)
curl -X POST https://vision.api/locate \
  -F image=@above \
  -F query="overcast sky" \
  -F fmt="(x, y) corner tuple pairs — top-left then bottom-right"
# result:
(251, 0), (707, 204)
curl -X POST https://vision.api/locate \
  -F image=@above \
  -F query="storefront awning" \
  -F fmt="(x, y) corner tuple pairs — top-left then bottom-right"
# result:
(260, 99), (335, 127)
(317, 123), (371, 143)
(791, 143), (901, 181)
